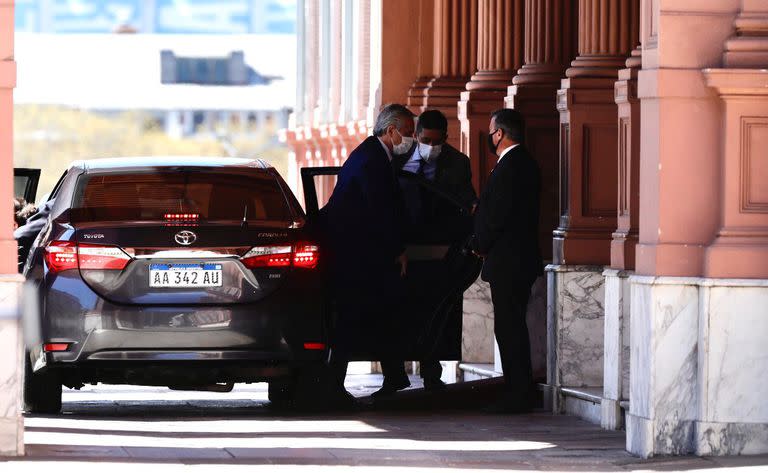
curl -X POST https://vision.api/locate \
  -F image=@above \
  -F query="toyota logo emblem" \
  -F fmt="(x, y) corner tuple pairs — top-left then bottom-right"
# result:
(174, 230), (197, 246)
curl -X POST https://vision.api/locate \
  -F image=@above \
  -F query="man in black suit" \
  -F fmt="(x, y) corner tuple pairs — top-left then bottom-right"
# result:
(377, 110), (478, 395)
(473, 108), (543, 412)
(324, 103), (415, 402)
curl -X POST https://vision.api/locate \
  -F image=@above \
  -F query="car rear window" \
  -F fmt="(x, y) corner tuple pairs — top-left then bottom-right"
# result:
(70, 170), (293, 223)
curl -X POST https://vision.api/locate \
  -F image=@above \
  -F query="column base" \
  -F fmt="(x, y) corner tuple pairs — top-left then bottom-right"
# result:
(0, 275), (25, 456)
(546, 265), (606, 413)
(695, 421), (768, 456)
(602, 269), (632, 430)
(627, 412), (695, 458)
(628, 275), (768, 457)
(602, 399), (624, 431)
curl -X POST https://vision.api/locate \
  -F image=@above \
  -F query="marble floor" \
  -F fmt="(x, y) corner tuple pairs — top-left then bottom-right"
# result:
(0, 376), (767, 472)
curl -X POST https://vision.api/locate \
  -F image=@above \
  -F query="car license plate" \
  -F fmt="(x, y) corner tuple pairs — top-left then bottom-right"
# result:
(149, 263), (223, 288)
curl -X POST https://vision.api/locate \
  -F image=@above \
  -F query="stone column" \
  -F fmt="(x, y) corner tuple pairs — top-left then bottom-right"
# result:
(692, 2), (768, 456)
(554, 0), (639, 266)
(602, 44), (641, 431)
(0, 0), (24, 457)
(407, 0), (478, 148)
(458, 0), (524, 192)
(546, 0), (638, 417)
(626, 0), (768, 459)
(506, 0), (578, 263)
(704, 4), (768, 279)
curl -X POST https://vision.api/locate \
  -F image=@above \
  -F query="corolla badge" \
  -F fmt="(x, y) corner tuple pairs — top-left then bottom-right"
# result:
(174, 230), (197, 246)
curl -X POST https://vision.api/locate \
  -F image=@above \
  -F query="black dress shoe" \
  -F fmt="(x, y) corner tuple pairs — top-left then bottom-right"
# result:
(371, 379), (410, 398)
(423, 379), (446, 391)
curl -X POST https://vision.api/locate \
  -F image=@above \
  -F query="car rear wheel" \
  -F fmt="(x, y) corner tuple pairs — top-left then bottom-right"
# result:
(268, 364), (335, 410)
(267, 377), (295, 406)
(23, 354), (62, 414)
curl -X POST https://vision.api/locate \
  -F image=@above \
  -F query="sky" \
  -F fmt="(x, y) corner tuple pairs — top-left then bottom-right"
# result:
(15, 0), (297, 34)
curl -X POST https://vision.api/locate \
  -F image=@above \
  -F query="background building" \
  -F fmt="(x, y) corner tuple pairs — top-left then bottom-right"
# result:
(282, 0), (768, 459)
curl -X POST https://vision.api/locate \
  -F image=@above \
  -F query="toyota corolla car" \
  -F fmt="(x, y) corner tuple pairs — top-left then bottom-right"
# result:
(23, 157), (481, 414)
(23, 157), (328, 413)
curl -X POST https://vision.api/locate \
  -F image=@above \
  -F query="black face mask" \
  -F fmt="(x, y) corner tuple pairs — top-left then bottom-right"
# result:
(487, 129), (501, 155)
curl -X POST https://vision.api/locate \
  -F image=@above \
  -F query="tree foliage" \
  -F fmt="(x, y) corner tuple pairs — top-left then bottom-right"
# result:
(14, 105), (289, 201)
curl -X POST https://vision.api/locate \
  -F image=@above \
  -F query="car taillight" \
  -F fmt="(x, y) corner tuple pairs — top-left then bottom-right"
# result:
(44, 241), (78, 272)
(78, 243), (132, 270)
(240, 243), (319, 270)
(44, 241), (132, 273)
(241, 245), (293, 268)
(293, 244), (319, 269)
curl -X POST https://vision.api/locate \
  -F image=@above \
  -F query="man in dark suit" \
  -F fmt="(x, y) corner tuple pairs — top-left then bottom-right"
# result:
(324, 103), (415, 402)
(376, 110), (478, 395)
(473, 108), (543, 413)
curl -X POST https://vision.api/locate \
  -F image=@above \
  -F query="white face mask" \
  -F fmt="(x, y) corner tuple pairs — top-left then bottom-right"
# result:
(418, 142), (442, 161)
(393, 130), (415, 155)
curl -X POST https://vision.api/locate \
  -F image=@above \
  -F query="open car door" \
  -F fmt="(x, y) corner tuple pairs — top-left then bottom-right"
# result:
(300, 166), (482, 362)
(14, 168), (41, 204)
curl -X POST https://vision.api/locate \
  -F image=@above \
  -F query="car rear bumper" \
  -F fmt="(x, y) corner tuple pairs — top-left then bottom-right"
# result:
(37, 271), (327, 374)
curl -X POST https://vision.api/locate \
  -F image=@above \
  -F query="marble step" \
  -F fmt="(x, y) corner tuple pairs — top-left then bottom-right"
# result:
(560, 386), (603, 425)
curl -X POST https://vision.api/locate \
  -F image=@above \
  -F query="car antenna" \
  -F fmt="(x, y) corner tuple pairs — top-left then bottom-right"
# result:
(241, 204), (248, 228)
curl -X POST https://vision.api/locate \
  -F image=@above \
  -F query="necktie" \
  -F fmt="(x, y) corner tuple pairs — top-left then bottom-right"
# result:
(417, 157), (427, 177)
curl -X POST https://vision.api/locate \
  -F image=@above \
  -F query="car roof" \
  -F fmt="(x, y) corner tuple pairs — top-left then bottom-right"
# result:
(73, 157), (272, 172)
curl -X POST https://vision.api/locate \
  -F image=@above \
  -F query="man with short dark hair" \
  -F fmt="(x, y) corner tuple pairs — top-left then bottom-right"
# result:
(324, 103), (415, 402)
(473, 108), (543, 413)
(394, 109), (477, 220)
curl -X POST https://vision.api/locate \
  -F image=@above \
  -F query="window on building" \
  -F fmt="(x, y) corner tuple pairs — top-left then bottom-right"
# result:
(161, 50), (282, 86)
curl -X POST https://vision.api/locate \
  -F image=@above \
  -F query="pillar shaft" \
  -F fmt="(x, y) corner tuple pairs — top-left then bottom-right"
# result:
(704, 3), (768, 279)
(553, 0), (639, 265)
(408, 0), (478, 149)
(610, 47), (641, 270)
(506, 0), (578, 262)
(0, 0), (24, 457)
(459, 0), (524, 192)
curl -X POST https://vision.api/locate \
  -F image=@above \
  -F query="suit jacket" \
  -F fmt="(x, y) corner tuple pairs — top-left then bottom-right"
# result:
(393, 143), (477, 213)
(323, 136), (408, 355)
(325, 136), (406, 275)
(473, 145), (543, 285)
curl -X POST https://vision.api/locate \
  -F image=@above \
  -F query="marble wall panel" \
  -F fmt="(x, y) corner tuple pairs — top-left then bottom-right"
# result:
(629, 277), (700, 457)
(462, 279), (495, 363)
(549, 266), (606, 388)
(699, 285), (768, 423)
(0, 277), (24, 456)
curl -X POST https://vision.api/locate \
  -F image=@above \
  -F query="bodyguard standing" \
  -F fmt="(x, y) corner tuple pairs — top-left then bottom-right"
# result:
(324, 103), (415, 403)
(473, 108), (543, 413)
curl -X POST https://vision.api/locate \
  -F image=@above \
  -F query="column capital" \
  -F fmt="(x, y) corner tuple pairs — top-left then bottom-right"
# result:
(723, 5), (768, 68)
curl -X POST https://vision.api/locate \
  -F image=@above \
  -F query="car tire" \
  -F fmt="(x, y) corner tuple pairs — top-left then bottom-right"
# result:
(269, 364), (333, 410)
(23, 354), (62, 415)
(267, 378), (296, 407)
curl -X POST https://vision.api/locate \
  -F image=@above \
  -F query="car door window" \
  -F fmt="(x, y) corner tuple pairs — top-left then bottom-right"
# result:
(13, 168), (41, 203)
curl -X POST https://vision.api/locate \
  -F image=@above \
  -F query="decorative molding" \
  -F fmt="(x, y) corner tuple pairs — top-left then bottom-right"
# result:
(582, 124), (618, 217)
(619, 117), (630, 217)
(741, 117), (768, 213)
(559, 123), (570, 219)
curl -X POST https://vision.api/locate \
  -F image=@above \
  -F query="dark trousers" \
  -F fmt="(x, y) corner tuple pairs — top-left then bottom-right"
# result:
(490, 280), (533, 404)
(380, 358), (442, 386)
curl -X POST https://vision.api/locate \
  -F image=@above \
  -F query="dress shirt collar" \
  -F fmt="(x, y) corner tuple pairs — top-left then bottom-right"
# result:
(497, 143), (520, 163)
(377, 136), (394, 162)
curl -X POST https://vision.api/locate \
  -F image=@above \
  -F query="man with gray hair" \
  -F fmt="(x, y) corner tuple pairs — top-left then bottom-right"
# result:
(324, 103), (415, 403)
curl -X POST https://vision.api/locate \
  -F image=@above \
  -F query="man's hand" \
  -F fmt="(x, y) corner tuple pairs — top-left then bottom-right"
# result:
(396, 252), (408, 277)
